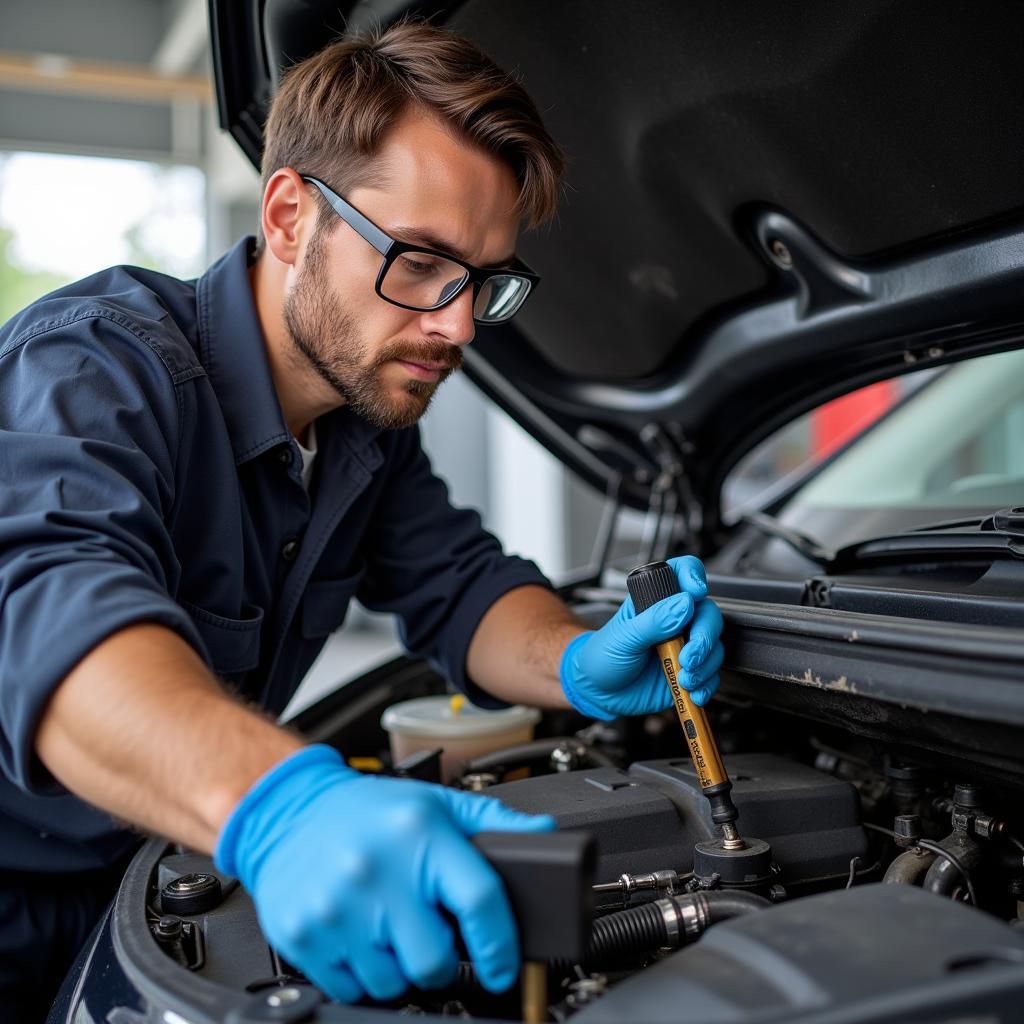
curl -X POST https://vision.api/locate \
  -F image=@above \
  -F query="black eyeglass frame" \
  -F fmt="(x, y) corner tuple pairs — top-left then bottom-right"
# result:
(300, 175), (540, 322)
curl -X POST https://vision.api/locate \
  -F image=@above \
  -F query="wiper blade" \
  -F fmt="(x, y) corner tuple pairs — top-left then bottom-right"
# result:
(740, 512), (836, 567)
(845, 506), (1024, 554)
(904, 514), (990, 533)
(835, 512), (1024, 568)
(742, 507), (1024, 573)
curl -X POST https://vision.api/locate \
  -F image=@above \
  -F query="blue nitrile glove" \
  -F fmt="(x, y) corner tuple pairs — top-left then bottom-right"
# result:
(216, 745), (556, 1003)
(559, 555), (724, 720)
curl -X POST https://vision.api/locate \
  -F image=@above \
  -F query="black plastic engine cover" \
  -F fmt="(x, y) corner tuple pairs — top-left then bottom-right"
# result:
(486, 768), (691, 882)
(488, 754), (867, 889)
(630, 753), (869, 886)
(573, 885), (1024, 1023)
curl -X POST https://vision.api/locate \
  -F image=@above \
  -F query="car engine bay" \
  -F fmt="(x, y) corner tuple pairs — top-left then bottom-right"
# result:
(113, 627), (1024, 1024)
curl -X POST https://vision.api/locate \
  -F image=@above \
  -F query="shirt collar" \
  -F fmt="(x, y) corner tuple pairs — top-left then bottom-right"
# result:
(196, 236), (385, 465)
(197, 237), (290, 464)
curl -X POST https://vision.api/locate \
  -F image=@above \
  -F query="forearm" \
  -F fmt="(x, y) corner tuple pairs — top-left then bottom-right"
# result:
(465, 585), (588, 707)
(35, 622), (304, 854)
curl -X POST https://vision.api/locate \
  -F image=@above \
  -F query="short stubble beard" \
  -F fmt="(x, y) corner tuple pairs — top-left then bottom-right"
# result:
(282, 227), (463, 430)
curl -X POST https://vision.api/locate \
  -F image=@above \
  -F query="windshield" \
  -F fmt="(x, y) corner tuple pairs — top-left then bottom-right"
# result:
(775, 347), (1024, 550)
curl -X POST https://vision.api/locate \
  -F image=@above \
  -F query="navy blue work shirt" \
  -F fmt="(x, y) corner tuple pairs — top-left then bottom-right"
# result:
(0, 236), (549, 872)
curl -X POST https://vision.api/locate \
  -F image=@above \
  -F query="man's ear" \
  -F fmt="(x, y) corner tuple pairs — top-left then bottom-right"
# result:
(260, 168), (315, 267)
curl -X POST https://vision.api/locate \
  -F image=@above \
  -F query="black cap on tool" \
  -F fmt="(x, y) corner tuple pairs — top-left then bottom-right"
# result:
(626, 561), (679, 612)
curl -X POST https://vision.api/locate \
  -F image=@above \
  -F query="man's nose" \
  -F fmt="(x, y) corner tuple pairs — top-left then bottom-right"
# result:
(418, 284), (476, 347)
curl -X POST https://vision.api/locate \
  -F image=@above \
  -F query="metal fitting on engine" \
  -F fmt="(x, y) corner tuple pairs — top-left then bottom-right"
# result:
(656, 897), (682, 946)
(566, 975), (608, 1008)
(593, 869), (681, 896)
(693, 837), (774, 891)
(720, 822), (746, 851)
(585, 890), (770, 968)
(674, 892), (710, 940)
(461, 772), (498, 791)
(893, 814), (923, 849)
(550, 741), (584, 772)
(971, 814), (1004, 840)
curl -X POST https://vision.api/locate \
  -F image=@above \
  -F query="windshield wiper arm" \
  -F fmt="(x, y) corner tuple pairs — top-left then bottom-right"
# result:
(740, 511), (837, 566)
(835, 509), (1024, 567)
(742, 507), (1024, 573)
(742, 507), (1024, 574)
(848, 507), (1024, 547)
(903, 514), (990, 533)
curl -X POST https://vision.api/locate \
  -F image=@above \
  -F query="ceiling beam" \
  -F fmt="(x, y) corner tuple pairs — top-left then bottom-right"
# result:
(0, 51), (211, 104)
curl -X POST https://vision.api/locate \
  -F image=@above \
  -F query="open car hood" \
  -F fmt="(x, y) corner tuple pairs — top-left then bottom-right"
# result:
(209, 0), (1024, 533)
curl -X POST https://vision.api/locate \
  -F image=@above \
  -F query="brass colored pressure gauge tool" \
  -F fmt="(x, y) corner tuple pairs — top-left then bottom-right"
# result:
(626, 561), (745, 851)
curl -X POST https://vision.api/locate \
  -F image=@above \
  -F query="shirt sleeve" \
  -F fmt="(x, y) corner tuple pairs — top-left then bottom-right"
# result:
(357, 425), (553, 709)
(0, 312), (205, 794)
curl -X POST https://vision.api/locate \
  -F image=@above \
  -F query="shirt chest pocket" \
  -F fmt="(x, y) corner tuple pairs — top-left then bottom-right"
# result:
(181, 601), (264, 676)
(301, 563), (367, 639)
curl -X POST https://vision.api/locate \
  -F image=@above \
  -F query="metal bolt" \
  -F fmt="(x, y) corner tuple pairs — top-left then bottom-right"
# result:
(972, 815), (1003, 840)
(567, 976), (607, 1007)
(169, 873), (214, 893)
(927, 345), (944, 359)
(550, 742), (580, 773)
(720, 822), (746, 851)
(952, 810), (971, 835)
(154, 916), (183, 942)
(769, 239), (793, 267)
(461, 772), (497, 792)
(893, 814), (922, 848)
(267, 987), (302, 1007)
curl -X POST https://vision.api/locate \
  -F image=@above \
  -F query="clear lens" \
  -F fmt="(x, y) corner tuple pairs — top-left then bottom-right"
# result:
(380, 251), (532, 322)
(381, 251), (469, 311)
(473, 274), (532, 323)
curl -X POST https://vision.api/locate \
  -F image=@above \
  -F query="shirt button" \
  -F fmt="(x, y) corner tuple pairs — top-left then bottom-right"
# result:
(276, 445), (294, 467)
(280, 537), (300, 562)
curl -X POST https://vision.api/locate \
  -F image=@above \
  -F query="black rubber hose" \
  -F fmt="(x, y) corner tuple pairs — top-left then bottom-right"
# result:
(703, 890), (772, 923)
(586, 891), (769, 967)
(587, 902), (669, 965)
(463, 738), (568, 773)
(462, 738), (618, 774)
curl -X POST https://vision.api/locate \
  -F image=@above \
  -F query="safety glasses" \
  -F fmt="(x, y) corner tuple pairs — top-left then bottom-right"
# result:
(301, 175), (539, 324)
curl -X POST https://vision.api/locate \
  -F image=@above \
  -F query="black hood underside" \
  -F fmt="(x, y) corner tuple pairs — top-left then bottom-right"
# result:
(211, 0), (1024, 525)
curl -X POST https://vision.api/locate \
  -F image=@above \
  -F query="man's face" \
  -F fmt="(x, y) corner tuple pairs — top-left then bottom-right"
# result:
(282, 111), (521, 430)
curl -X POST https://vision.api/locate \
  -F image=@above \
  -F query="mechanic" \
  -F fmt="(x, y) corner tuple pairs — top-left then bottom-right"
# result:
(0, 19), (724, 1022)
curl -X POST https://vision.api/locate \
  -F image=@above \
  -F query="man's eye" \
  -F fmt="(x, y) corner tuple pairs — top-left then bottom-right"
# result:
(399, 255), (437, 274)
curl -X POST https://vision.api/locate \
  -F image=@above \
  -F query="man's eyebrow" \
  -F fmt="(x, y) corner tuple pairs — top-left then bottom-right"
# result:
(390, 225), (516, 269)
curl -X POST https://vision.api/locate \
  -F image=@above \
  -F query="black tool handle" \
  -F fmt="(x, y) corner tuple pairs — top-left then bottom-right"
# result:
(472, 830), (595, 961)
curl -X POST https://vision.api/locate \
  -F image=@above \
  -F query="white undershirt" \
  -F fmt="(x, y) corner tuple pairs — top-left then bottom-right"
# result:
(296, 420), (318, 491)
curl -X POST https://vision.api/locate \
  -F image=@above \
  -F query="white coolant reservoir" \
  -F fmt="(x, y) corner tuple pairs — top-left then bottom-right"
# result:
(381, 694), (540, 784)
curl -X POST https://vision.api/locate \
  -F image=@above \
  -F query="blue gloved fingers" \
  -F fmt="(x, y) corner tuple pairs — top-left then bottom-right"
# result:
(679, 641), (724, 691)
(680, 598), (724, 671)
(389, 903), (460, 990)
(348, 943), (408, 1001)
(263, 900), (368, 1004)
(618, 592), (695, 654)
(689, 675), (720, 707)
(435, 786), (557, 836)
(667, 555), (710, 599)
(430, 829), (520, 993)
(292, 952), (365, 1004)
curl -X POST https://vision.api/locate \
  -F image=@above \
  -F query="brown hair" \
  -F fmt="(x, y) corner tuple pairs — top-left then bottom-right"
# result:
(256, 19), (564, 253)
